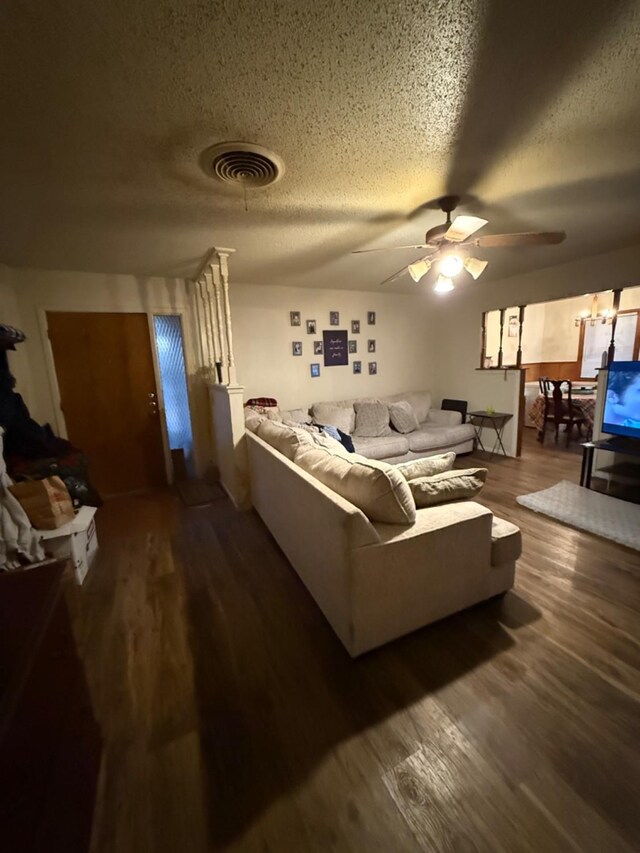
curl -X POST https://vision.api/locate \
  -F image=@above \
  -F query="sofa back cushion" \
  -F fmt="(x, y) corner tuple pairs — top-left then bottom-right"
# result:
(388, 400), (420, 434)
(311, 402), (356, 434)
(256, 419), (314, 460)
(407, 468), (487, 507)
(294, 444), (416, 525)
(353, 401), (392, 437)
(396, 452), (456, 481)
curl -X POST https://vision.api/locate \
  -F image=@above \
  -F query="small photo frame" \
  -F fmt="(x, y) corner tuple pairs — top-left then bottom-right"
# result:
(290, 311), (301, 326)
(367, 311), (376, 325)
(353, 361), (362, 374)
(306, 319), (316, 334)
(310, 363), (320, 378)
(292, 341), (302, 356)
(369, 361), (377, 375)
(330, 311), (340, 326)
(368, 339), (376, 353)
(348, 340), (357, 353)
(351, 320), (360, 334)
(313, 340), (323, 355)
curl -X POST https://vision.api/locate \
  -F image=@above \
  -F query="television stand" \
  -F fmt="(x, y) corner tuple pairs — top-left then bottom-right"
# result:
(580, 437), (640, 502)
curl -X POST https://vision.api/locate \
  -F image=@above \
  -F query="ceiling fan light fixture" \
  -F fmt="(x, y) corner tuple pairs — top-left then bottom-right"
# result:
(408, 258), (432, 282)
(440, 254), (463, 277)
(434, 275), (455, 294)
(464, 257), (488, 280)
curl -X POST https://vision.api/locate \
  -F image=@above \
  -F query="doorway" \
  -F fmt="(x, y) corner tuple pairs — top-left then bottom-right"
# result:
(47, 311), (167, 496)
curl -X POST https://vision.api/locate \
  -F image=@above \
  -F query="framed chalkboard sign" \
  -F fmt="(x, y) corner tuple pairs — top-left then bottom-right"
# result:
(323, 330), (348, 366)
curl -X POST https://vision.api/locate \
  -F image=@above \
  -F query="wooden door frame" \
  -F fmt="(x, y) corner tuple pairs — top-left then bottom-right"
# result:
(38, 306), (195, 486)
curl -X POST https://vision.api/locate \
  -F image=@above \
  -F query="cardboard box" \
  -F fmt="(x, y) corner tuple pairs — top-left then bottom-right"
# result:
(37, 506), (99, 584)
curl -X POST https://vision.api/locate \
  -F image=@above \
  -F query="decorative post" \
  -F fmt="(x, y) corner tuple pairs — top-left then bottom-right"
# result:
(206, 265), (224, 383)
(216, 247), (237, 385)
(516, 305), (525, 368)
(607, 288), (622, 365)
(196, 277), (215, 377)
(498, 308), (505, 368)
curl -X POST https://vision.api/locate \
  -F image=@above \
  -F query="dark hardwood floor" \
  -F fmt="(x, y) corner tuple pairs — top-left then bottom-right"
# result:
(67, 429), (640, 852)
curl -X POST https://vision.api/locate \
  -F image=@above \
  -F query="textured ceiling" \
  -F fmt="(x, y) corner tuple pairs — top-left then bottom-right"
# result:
(1, 0), (639, 292)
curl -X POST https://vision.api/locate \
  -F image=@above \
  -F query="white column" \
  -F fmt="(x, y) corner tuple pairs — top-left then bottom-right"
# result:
(216, 248), (237, 385)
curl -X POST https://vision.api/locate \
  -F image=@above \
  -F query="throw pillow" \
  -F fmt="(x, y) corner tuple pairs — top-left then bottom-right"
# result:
(396, 452), (456, 481)
(389, 400), (420, 434)
(293, 444), (416, 525)
(407, 467), (488, 508)
(353, 401), (392, 438)
(311, 402), (356, 434)
(389, 391), (431, 423)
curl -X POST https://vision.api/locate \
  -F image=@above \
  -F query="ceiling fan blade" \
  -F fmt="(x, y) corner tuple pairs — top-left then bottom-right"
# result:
(464, 257), (488, 280)
(379, 264), (411, 286)
(472, 231), (566, 248)
(444, 215), (488, 243)
(352, 244), (435, 254)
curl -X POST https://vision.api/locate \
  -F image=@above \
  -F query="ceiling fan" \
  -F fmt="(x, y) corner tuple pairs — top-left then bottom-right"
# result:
(352, 195), (565, 293)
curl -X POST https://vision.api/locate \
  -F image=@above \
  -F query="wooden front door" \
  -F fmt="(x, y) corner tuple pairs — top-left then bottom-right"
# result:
(47, 312), (166, 496)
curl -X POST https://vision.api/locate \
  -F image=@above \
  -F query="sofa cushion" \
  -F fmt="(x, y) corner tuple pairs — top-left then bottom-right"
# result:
(256, 419), (314, 460)
(352, 434), (410, 460)
(388, 391), (431, 423)
(294, 444), (416, 525)
(389, 400), (420, 434)
(280, 407), (310, 424)
(396, 452), (456, 481)
(407, 423), (475, 452)
(491, 517), (522, 566)
(407, 468), (487, 507)
(311, 402), (356, 434)
(353, 401), (392, 437)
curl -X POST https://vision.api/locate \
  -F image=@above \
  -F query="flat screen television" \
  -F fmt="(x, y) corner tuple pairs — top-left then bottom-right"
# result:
(602, 361), (640, 440)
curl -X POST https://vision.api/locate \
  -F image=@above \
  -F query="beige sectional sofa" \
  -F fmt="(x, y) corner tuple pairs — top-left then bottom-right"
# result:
(281, 390), (475, 463)
(245, 414), (521, 657)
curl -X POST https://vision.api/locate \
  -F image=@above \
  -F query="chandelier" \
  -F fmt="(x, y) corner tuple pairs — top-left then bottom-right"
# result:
(574, 294), (616, 327)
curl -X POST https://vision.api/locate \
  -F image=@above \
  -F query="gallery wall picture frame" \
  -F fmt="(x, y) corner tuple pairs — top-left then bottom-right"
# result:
(353, 361), (362, 374)
(306, 319), (316, 334)
(367, 311), (376, 325)
(330, 311), (340, 326)
(310, 363), (320, 377)
(313, 340), (323, 355)
(290, 311), (301, 326)
(292, 341), (302, 356)
(369, 361), (377, 375)
(351, 320), (360, 334)
(323, 329), (348, 366)
(368, 339), (376, 353)
(348, 340), (357, 353)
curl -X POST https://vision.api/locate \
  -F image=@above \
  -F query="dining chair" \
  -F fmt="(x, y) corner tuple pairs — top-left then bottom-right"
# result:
(538, 378), (586, 446)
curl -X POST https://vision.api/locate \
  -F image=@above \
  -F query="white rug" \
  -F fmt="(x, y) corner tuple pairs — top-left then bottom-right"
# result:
(516, 480), (640, 551)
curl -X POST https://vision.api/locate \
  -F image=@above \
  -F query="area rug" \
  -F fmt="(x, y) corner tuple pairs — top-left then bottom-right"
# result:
(516, 480), (640, 551)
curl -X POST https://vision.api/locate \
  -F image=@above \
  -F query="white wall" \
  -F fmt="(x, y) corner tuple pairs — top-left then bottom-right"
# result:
(230, 283), (435, 410)
(432, 243), (640, 455)
(10, 267), (213, 476)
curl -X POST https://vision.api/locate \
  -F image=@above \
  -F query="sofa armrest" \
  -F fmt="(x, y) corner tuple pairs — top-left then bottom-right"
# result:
(369, 500), (492, 545)
(426, 408), (463, 426)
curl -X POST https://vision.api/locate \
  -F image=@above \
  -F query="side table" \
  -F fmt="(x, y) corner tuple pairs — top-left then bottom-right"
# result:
(468, 411), (513, 457)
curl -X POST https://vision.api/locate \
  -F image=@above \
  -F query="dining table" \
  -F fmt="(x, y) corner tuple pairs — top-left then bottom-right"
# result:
(528, 392), (597, 438)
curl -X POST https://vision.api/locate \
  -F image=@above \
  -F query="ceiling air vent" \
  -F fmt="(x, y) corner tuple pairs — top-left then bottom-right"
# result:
(200, 142), (284, 188)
